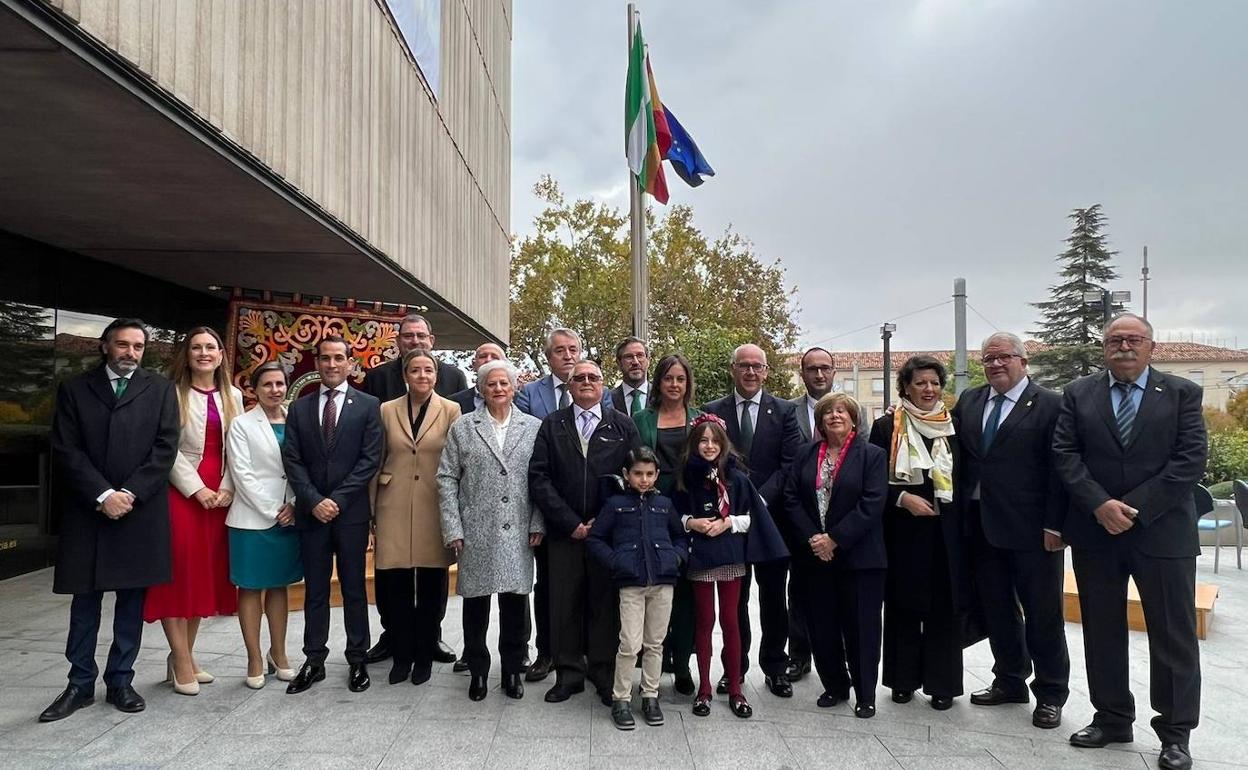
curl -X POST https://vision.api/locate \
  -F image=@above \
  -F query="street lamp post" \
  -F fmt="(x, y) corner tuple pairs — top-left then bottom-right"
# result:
(1082, 289), (1133, 329)
(881, 322), (897, 410)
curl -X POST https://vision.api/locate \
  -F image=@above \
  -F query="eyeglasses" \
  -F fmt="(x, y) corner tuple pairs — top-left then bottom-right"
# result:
(981, 354), (1021, 366)
(803, 365), (834, 375)
(1104, 335), (1151, 348)
(734, 363), (769, 373)
(570, 373), (602, 383)
(618, 353), (647, 362)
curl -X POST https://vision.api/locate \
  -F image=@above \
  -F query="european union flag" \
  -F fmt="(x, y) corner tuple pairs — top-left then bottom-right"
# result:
(662, 107), (715, 188)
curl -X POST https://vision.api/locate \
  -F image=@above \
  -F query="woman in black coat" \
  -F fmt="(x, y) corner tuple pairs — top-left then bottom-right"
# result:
(781, 393), (887, 718)
(868, 355), (969, 711)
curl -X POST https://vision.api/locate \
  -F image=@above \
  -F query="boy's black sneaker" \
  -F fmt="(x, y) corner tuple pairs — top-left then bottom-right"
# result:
(641, 697), (664, 726)
(611, 700), (635, 730)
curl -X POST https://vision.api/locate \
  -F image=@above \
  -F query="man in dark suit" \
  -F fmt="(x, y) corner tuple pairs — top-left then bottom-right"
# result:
(608, 336), (650, 417)
(952, 332), (1069, 730)
(1053, 314), (1206, 770)
(514, 327), (611, 682)
(40, 318), (180, 722)
(361, 313), (465, 666)
(703, 343), (803, 697)
(449, 342), (506, 416)
(283, 336), (384, 694)
(528, 360), (641, 705)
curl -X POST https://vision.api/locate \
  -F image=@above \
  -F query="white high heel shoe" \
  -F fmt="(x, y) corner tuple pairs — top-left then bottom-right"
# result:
(166, 655), (200, 696)
(244, 668), (266, 690)
(192, 662), (214, 684)
(267, 652), (296, 682)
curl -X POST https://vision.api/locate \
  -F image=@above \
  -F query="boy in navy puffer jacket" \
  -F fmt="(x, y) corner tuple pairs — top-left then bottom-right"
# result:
(588, 446), (689, 731)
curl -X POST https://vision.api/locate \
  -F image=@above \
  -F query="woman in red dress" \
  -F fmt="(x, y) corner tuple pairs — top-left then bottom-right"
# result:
(143, 327), (243, 695)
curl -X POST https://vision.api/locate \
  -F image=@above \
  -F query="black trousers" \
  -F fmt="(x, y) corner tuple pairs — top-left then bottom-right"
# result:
(1072, 545), (1200, 744)
(66, 588), (146, 691)
(547, 538), (619, 691)
(736, 560), (790, 677)
(532, 540), (551, 658)
(462, 592), (531, 677)
(968, 504), (1069, 706)
(374, 566), (447, 672)
(300, 520), (370, 665)
(787, 565), (812, 665)
(883, 538), (963, 697)
(798, 564), (885, 704)
(375, 567), (450, 652)
(662, 577), (695, 674)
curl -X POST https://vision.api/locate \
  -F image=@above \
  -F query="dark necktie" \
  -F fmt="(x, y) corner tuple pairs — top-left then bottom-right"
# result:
(629, 389), (643, 416)
(1114, 382), (1136, 443)
(114, 377), (128, 399)
(980, 394), (1006, 454)
(557, 384), (570, 410)
(739, 400), (755, 454)
(323, 390), (338, 445)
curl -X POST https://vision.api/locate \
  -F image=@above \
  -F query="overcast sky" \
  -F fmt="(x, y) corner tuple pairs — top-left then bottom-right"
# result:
(509, 1), (1248, 354)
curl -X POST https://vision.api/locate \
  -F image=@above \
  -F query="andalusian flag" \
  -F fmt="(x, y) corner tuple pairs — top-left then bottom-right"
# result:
(625, 21), (670, 204)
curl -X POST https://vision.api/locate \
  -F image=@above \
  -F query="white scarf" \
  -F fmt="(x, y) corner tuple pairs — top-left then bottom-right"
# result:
(889, 398), (955, 503)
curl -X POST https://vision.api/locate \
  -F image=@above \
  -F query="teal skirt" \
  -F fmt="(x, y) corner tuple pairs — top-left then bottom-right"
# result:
(228, 525), (303, 590)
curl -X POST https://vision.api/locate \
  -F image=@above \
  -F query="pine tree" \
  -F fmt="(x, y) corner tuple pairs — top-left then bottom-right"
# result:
(1029, 205), (1121, 388)
(0, 301), (55, 412)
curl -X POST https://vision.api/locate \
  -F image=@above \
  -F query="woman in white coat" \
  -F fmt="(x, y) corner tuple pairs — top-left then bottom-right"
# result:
(226, 362), (302, 688)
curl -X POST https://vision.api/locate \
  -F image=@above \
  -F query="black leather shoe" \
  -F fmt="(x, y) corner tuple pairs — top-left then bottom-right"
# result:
(348, 663), (370, 693)
(785, 658), (812, 681)
(388, 661), (412, 685)
(855, 702), (877, 719)
(503, 673), (524, 700)
(930, 695), (953, 711)
(765, 674), (793, 698)
(716, 675), (743, 695)
(641, 697), (664, 726)
(673, 669), (695, 696)
(365, 640), (392, 664)
(410, 665), (432, 686)
(453, 657), (470, 673)
(104, 685), (145, 713)
(433, 640), (457, 664)
(525, 654), (552, 683)
(692, 695), (711, 717)
(611, 700), (635, 730)
(892, 689), (913, 704)
(286, 663), (326, 694)
(38, 685), (93, 722)
(1069, 724), (1133, 748)
(729, 695), (753, 719)
(1032, 703), (1062, 729)
(1158, 743), (1192, 770)
(468, 674), (488, 701)
(817, 690), (849, 708)
(543, 681), (585, 703)
(970, 685), (1029, 706)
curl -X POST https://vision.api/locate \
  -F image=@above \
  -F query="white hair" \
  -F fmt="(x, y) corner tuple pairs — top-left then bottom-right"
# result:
(544, 328), (582, 355)
(980, 332), (1026, 357)
(475, 360), (519, 395)
(1103, 313), (1154, 338)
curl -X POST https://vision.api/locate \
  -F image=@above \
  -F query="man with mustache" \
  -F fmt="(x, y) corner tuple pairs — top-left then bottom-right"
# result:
(1053, 313), (1206, 770)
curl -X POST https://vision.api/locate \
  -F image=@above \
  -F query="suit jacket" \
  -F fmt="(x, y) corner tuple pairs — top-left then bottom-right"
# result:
(702, 390), (802, 511)
(527, 405), (641, 539)
(515, 373), (613, 419)
(1052, 368), (1207, 557)
(282, 386), (383, 529)
(360, 356), (467, 403)
(225, 404), (294, 530)
(951, 380), (1066, 551)
(51, 365), (181, 594)
(437, 405), (544, 598)
(609, 383), (650, 416)
(780, 436), (888, 571)
(790, 392), (870, 443)
(372, 394), (461, 569)
(450, 386), (479, 415)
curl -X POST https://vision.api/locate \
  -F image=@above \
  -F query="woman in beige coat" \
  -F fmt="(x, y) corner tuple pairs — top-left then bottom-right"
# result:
(372, 348), (462, 686)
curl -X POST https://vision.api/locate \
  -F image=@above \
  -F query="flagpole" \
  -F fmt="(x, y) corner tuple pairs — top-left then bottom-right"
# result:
(628, 3), (649, 341)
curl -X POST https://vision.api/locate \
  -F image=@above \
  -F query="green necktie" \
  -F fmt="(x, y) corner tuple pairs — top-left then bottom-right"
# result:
(630, 388), (644, 416)
(739, 400), (755, 454)
(114, 377), (128, 398)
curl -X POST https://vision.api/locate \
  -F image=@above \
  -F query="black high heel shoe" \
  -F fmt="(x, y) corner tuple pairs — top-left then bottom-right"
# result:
(503, 673), (524, 700)
(388, 662), (412, 685)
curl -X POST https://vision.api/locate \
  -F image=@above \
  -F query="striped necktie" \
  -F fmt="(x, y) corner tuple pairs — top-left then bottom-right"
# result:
(1113, 382), (1136, 444)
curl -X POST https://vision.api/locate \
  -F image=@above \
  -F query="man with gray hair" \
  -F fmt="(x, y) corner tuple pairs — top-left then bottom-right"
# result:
(951, 332), (1069, 730)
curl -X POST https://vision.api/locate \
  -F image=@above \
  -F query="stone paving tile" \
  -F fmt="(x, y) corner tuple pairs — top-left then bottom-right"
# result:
(269, 752), (384, 769)
(683, 719), (797, 769)
(484, 735), (591, 770)
(985, 743), (1150, 769)
(378, 717), (496, 770)
(163, 733), (303, 768)
(61, 712), (215, 768)
(895, 756), (1004, 770)
(784, 730), (902, 769)
(588, 704), (694, 759)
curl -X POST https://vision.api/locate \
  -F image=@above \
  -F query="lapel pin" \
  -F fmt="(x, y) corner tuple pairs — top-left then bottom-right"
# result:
(766, 408), (773, 415)
(1025, 400), (1033, 407)
(1154, 386), (1163, 392)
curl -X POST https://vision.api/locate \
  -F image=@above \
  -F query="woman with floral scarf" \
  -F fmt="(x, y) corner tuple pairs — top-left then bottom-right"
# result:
(868, 355), (970, 712)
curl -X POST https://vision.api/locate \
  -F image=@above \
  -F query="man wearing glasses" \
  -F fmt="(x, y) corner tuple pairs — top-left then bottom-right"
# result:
(528, 360), (641, 706)
(1053, 314), (1206, 770)
(703, 344), (803, 698)
(950, 333), (1069, 730)
(609, 337), (651, 416)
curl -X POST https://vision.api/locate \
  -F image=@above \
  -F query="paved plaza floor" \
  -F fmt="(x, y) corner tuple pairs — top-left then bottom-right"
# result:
(1, 547), (1246, 769)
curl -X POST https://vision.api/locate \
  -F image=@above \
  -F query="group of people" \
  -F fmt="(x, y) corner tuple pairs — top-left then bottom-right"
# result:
(39, 311), (1205, 770)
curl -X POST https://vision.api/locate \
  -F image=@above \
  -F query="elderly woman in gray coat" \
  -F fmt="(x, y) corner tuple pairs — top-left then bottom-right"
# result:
(438, 359), (543, 701)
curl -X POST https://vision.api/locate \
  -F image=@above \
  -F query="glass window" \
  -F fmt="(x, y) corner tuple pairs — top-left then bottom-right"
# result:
(872, 378), (884, 394)
(840, 377), (856, 394)
(1187, 370), (1204, 387)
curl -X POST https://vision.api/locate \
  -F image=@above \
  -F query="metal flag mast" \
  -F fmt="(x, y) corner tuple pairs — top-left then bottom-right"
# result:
(627, 3), (649, 341)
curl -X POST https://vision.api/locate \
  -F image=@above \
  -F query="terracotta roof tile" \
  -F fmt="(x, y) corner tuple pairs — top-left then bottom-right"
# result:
(790, 340), (1248, 370)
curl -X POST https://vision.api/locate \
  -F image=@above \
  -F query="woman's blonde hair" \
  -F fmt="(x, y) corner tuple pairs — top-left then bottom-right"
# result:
(812, 392), (862, 441)
(167, 326), (239, 431)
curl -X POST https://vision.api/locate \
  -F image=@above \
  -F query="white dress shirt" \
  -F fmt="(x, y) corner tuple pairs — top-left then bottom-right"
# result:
(572, 403), (602, 435)
(981, 376), (1030, 431)
(318, 382), (349, 427)
(805, 394), (820, 437)
(734, 391), (761, 428)
(97, 366), (136, 505)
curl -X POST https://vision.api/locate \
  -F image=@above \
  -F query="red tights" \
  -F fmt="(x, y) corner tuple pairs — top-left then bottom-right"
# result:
(692, 577), (743, 699)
